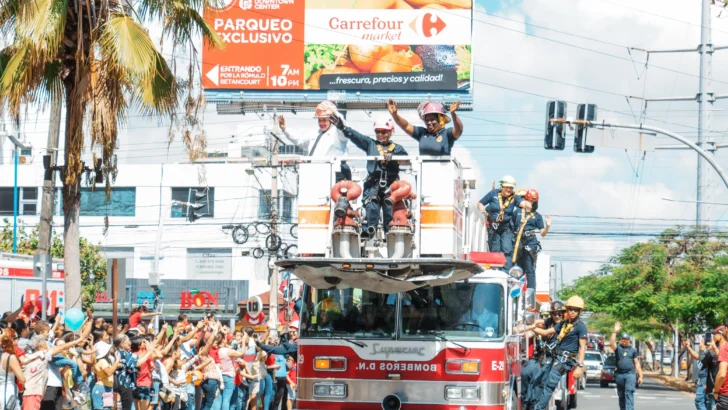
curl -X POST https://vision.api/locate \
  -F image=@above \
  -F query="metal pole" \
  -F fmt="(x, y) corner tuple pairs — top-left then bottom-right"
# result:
(12, 147), (18, 253)
(41, 261), (47, 321)
(269, 114), (280, 338)
(112, 259), (118, 341)
(587, 122), (728, 190)
(698, 0), (714, 226)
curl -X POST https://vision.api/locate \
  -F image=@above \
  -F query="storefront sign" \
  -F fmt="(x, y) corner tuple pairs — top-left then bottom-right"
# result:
(180, 291), (220, 309)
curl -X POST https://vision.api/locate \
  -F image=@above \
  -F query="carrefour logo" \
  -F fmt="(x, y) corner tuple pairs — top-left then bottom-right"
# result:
(410, 12), (446, 38)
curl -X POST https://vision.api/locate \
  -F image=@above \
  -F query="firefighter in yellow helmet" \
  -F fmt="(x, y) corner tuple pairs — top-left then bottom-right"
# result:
(530, 296), (587, 410)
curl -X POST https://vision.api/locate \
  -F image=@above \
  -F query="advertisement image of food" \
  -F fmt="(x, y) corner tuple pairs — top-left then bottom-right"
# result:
(305, 0), (471, 10)
(304, 44), (470, 90)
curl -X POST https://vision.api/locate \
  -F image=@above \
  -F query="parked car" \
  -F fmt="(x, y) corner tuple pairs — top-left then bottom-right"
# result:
(600, 354), (616, 387)
(584, 351), (604, 382)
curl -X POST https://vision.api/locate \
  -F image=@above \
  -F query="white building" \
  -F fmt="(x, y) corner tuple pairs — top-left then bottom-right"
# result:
(0, 124), (299, 315)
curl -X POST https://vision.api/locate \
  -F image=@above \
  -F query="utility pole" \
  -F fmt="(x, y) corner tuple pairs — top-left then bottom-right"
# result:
(269, 112), (280, 337)
(629, 0), (728, 225)
(38, 99), (62, 255)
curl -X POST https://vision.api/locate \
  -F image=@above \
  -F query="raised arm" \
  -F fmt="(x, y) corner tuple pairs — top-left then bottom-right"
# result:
(49, 336), (84, 356)
(387, 99), (414, 137)
(541, 215), (551, 238)
(682, 338), (701, 360)
(449, 101), (463, 139)
(610, 322), (620, 352)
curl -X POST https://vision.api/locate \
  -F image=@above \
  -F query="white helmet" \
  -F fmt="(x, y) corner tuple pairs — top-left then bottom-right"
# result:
(500, 175), (516, 188)
(539, 303), (550, 314)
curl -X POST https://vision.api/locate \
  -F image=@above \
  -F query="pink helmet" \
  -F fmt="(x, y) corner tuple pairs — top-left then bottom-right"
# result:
(373, 116), (395, 132)
(417, 101), (451, 124)
(314, 101), (337, 118)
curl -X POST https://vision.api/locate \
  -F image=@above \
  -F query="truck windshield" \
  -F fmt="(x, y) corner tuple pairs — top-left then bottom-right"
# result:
(400, 282), (504, 341)
(300, 287), (396, 339)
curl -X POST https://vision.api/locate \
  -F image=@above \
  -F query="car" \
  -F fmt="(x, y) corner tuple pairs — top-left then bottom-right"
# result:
(583, 350), (604, 382)
(600, 354), (616, 387)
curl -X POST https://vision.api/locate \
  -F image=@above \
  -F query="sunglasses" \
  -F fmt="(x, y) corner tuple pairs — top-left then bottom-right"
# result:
(567, 307), (581, 312)
(551, 312), (564, 317)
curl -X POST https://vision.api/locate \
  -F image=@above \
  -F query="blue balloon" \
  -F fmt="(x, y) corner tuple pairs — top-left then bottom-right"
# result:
(65, 308), (85, 331)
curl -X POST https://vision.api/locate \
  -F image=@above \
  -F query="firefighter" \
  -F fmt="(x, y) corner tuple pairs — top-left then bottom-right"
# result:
(530, 296), (587, 410)
(477, 176), (532, 269)
(512, 189), (551, 289)
(523, 300), (566, 409)
(610, 322), (643, 410)
(386, 99), (463, 155)
(279, 101), (352, 180)
(330, 115), (408, 239)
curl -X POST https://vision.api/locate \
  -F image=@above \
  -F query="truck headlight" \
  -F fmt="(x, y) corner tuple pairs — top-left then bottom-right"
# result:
(313, 382), (347, 398)
(445, 386), (480, 401)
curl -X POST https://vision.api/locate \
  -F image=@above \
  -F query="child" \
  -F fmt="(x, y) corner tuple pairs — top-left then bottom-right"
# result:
(285, 355), (297, 410)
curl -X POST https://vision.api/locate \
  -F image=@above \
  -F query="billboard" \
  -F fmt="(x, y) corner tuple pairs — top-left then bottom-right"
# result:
(202, 0), (472, 97)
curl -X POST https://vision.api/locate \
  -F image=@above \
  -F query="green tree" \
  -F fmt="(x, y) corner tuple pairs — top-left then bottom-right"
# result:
(0, 0), (223, 309)
(559, 227), (728, 376)
(0, 219), (106, 311)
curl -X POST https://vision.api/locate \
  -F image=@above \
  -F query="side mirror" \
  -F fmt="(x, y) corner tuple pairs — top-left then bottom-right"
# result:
(524, 312), (536, 326)
(545, 100), (567, 150)
(525, 289), (536, 311)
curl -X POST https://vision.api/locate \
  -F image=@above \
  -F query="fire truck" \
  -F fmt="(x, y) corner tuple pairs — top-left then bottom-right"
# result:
(277, 155), (553, 410)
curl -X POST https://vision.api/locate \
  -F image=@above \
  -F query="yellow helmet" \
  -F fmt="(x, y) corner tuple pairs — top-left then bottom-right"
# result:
(565, 296), (585, 310)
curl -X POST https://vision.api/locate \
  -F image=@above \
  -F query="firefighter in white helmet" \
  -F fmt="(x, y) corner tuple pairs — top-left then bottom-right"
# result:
(477, 175), (532, 269)
(330, 114), (408, 239)
(279, 101), (353, 180)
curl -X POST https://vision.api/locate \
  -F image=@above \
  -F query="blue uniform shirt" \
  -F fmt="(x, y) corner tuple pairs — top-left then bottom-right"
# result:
(615, 345), (637, 373)
(513, 211), (544, 244)
(411, 126), (455, 155)
(479, 189), (524, 224)
(342, 127), (408, 177)
(552, 320), (587, 353)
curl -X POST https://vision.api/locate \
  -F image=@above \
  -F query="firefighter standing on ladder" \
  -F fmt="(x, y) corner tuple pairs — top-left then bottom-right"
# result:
(530, 296), (588, 410)
(330, 115), (408, 239)
(512, 189), (551, 289)
(477, 176), (532, 270)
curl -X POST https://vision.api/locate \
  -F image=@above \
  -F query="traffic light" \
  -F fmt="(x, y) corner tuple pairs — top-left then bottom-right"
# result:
(545, 101), (567, 150)
(575, 104), (596, 153)
(186, 189), (207, 222)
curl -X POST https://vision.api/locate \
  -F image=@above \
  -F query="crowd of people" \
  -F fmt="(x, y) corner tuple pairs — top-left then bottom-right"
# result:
(0, 303), (299, 410)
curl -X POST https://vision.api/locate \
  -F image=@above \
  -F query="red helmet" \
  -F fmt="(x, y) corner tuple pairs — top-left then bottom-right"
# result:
(417, 101), (451, 124)
(525, 189), (539, 202)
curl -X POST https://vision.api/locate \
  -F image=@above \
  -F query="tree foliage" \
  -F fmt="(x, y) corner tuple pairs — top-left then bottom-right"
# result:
(559, 227), (728, 340)
(0, 219), (106, 311)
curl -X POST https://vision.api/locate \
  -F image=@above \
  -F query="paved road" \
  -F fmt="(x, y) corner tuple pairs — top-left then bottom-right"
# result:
(577, 377), (694, 410)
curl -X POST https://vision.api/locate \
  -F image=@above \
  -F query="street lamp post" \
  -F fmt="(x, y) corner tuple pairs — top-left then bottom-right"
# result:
(7, 135), (31, 254)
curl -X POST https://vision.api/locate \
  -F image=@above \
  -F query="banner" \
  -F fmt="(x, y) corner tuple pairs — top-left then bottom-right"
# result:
(202, 0), (472, 92)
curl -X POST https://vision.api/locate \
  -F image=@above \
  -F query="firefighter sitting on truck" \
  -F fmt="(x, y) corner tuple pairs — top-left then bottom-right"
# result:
(530, 296), (587, 410)
(512, 189), (551, 289)
(477, 175), (532, 270)
(330, 114), (408, 239)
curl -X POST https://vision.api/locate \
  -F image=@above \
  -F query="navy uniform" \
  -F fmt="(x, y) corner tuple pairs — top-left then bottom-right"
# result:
(339, 125), (408, 236)
(479, 187), (524, 269)
(533, 316), (587, 410)
(525, 316), (558, 408)
(615, 337), (638, 410)
(410, 125), (456, 155)
(512, 209), (545, 289)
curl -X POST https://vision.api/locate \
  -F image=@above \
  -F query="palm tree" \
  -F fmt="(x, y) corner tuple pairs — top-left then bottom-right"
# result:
(0, 0), (223, 309)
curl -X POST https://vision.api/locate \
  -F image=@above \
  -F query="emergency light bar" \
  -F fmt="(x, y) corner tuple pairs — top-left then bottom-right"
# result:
(468, 252), (507, 268)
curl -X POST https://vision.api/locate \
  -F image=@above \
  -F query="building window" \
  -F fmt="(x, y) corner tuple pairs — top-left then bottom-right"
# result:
(19, 148), (32, 157)
(171, 188), (214, 219)
(0, 187), (38, 216)
(258, 190), (295, 223)
(80, 188), (136, 216)
(53, 188), (136, 216)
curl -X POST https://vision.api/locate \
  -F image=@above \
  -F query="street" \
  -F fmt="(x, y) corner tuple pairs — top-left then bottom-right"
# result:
(579, 378), (694, 410)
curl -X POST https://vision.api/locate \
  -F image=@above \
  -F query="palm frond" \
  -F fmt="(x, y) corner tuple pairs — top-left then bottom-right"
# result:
(133, 50), (178, 116)
(164, 1), (224, 50)
(0, 45), (50, 119)
(99, 14), (160, 83)
(34, 60), (64, 105)
(16, 0), (67, 60)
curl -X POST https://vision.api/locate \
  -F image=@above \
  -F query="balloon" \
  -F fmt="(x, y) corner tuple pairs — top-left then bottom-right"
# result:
(65, 308), (85, 331)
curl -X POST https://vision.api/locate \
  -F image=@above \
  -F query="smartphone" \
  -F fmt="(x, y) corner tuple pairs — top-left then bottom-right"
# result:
(706, 333), (713, 343)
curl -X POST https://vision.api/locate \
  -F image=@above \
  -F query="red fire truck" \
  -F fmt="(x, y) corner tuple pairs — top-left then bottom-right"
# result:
(278, 156), (549, 409)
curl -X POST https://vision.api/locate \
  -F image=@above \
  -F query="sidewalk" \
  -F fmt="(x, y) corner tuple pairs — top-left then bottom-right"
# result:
(645, 371), (695, 394)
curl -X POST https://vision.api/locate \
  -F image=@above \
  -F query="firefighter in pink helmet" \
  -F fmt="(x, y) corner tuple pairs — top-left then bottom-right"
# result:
(330, 114), (408, 239)
(385, 98), (463, 155)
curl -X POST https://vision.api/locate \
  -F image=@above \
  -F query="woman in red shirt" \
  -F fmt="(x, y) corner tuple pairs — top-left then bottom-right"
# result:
(131, 338), (156, 410)
(128, 307), (159, 331)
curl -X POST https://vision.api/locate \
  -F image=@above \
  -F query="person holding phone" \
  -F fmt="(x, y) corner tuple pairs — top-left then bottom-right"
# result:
(686, 328), (723, 410)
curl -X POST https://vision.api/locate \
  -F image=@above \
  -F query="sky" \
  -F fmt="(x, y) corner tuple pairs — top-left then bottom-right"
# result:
(5, 0), (728, 287)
